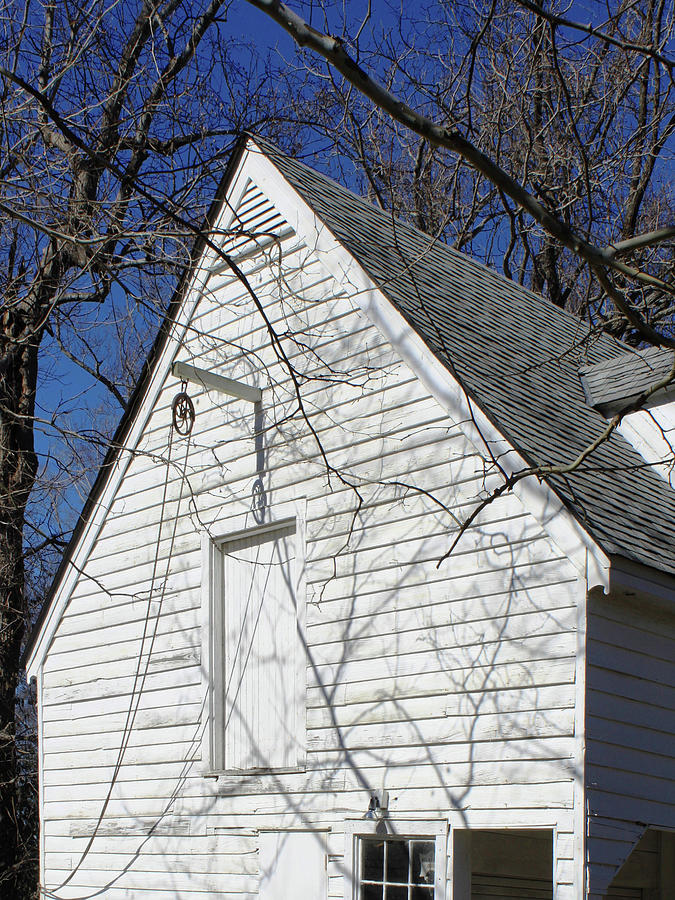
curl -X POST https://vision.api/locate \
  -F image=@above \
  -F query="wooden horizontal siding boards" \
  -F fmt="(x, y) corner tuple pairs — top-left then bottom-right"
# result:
(42, 783), (574, 824)
(43, 869), (259, 896)
(42, 755), (576, 799)
(42, 739), (577, 792)
(585, 590), (675, 898)
(41, 765), (577, 813)
(46, 562), (575, 665)
(39, 174), (585, 899)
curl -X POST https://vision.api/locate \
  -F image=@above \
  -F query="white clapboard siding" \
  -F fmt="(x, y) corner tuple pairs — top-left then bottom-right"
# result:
(585, 591), (675, 898)
(41, 755), (576, 804)
(37, 168), (588, 900)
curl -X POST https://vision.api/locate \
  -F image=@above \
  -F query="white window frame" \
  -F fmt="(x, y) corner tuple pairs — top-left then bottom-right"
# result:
(449, 825), (557, 900)
(201, 500), (307, 775)
(344, 819), (447, 900)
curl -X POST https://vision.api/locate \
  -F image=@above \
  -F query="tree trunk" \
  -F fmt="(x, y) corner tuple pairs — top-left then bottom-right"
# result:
(0, 317), (39, 899)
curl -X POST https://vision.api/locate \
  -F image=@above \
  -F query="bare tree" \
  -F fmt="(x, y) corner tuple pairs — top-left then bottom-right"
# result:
(0, 0), (298, 892)
(253, 0), (675, 343)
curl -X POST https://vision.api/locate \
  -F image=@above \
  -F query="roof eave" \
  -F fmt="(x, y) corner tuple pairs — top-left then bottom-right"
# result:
(246, 137), (612, 591)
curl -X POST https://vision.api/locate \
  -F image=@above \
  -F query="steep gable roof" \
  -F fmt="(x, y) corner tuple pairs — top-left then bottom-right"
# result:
(23, 134), (675, 671)
(251, 136), (675, 577)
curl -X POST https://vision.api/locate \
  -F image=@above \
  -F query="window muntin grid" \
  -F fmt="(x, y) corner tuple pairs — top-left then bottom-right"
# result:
(359, 837), (435, 899)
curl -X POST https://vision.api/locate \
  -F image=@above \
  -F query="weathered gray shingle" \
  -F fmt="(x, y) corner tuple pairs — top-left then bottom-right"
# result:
(580, 346), (675, 414)
(254, 137), (675, 577)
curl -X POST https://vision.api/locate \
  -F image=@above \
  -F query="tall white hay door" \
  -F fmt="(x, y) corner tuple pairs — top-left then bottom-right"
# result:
(221, 520), (302, 770)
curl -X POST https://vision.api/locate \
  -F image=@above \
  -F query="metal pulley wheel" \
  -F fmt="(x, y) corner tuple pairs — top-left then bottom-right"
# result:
(172, 384), (195, 436)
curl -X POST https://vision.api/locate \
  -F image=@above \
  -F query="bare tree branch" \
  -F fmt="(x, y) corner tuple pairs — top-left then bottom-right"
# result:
(245, 0), (675, 346)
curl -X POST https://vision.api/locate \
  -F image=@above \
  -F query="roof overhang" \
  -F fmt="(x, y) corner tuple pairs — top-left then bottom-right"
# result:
(245, 138), (612, 592)
(608, 556), (675, 610)
(579, 346), (675, 416)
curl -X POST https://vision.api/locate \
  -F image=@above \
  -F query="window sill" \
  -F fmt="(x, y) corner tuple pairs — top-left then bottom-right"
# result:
(203, 765), (307, 780)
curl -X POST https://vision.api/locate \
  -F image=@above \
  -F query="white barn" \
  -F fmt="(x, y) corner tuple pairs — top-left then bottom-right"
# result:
(24, 135), (675, 899)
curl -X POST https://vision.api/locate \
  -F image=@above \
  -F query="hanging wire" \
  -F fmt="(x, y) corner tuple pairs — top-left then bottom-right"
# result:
(44, 377), (277, 899)
(46, 397), (194, 898)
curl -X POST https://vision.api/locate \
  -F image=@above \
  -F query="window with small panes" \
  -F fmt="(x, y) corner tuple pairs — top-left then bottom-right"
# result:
(358, 837), (435, 899)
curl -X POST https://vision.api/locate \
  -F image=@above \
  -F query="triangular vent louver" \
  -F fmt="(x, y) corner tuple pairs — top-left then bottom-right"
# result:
(218, 179), (292, 261)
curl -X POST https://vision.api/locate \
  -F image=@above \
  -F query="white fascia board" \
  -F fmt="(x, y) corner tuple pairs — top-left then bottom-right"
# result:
(248, 140), (610, 591)
(25, 156), (255, 679)
(617, 407), (675, 489)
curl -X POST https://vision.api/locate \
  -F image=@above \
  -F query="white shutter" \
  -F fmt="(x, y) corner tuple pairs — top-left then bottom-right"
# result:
(221, 521), (301, 770)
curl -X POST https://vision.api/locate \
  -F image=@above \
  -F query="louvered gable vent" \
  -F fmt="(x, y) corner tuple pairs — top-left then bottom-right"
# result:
(218, 179), (292, 262)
